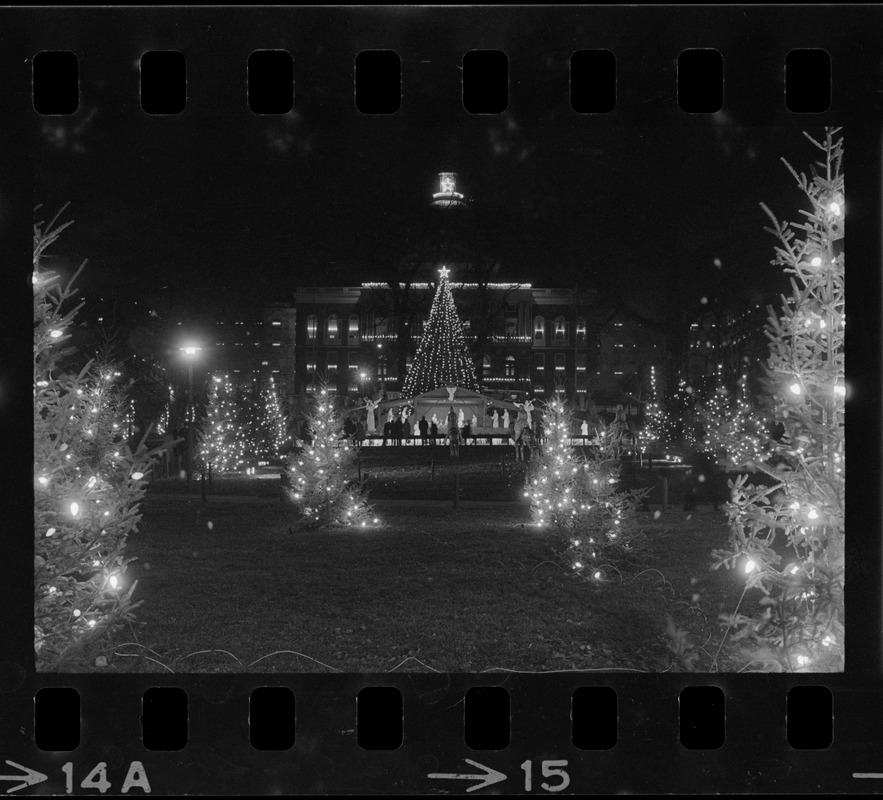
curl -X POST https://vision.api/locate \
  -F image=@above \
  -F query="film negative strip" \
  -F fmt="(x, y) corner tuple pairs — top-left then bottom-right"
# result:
(2, 4), (882, 795)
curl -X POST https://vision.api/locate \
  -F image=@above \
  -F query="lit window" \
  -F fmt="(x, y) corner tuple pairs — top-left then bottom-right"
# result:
(272, 342), (281, 347)
(534, 352), (545, 372)
(271, 320), (282, 326)
(506, 355), (515, 377)
(262, 361), (269, 366)
(327, 351), (338, 371)
(534, 316), (545, 343)
(348, 314), (360, 343)
(554, 317), (566, 343)
(348, 352), (359, 370)
(307, 315), (317, 340)
(555, 352), (566, 371)
(576, 317), (586, 343)
(327, 315), (339, 342)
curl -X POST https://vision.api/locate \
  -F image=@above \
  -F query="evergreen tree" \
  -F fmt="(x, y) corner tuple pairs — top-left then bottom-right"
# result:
(526, 398), (649, 577)
(34, 210), (153, 668)
(401, 266), (479, 399)
(285, 382), (378, 530)
(235, 378), (290, 464)
(713, 128), (844, 672)
(198, 372), (245, 472)
(263, 376), (290, 458)
(700, 374), (769, 468)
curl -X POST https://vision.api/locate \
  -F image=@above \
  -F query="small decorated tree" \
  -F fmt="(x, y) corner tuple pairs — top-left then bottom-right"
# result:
(235, 378), (289, 465)
(712, 128), (844, 672)
(263, 377), (290, 459)
(198, 372), (245, 473)
(525, 397), (649, 577)
(34, 209), (153, 668)
(700, 374), (770, 469)
(285, 382), (378, 530)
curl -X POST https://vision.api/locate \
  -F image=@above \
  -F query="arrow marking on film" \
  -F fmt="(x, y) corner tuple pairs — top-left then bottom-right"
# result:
(428, 758), (506, 792)
(0, 761), (48, 794)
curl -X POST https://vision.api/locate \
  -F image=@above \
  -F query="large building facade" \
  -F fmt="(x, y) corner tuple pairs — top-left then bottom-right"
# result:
(292, 280), (664, 409)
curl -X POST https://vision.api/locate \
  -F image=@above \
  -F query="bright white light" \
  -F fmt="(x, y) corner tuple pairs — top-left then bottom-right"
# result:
(744, 558), (757, 574)
(790, 501), (800, 510)
(109, 575), (119, 589)
(73, 609), (81, 617)
(810, 256), (823, 268)
(808, 508), (819, 520)
(828, 201), (841, 216)
(796, 655), (810, 667)
(38, 476), (48, 486)
(50, 329), (62, 338)
(45, 527), (56, 537)
(834, 385), (846, 397)
(593, 571), (602, 579)
(181, 346), (202, 356)
(70, 502), (80, 517)
(132, 472), (144, 480)
(88, 620), (96, 628)
(789, 383), (802, 395)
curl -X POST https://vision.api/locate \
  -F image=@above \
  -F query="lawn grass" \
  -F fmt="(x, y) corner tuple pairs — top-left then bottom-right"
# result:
(76, 486), (756, 674)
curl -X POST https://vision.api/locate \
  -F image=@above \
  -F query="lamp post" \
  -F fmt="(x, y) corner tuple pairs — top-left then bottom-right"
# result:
(180, 346), (202, 491)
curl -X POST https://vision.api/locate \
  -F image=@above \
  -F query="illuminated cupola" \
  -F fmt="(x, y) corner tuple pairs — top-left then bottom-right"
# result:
(431, 172), (469, 209)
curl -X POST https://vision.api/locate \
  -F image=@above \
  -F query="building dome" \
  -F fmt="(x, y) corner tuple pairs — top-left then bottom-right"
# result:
(430, 172), (470, 209)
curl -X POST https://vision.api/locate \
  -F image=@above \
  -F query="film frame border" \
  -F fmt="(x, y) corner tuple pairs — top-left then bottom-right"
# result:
(1, 4), (882, 794)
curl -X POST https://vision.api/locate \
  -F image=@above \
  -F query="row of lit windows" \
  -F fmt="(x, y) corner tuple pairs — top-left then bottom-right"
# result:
(532, 316), (588, 345)
(216, 341), (283, 347)
(303, 313), (599, 345)
(217, 320), (284, 327)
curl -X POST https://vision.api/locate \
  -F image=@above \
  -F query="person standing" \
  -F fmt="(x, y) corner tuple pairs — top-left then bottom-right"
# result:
(382, 419), (392, 446)
(449, 420), (461, 457)
(462, 418), (471, 446)
(429, 419), (438, 444)
(418, 415), (429, 445)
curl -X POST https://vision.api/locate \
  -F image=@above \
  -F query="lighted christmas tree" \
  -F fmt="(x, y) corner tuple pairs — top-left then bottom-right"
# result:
(525, 397), (649, 577)
(235, 378), (290, 465)
(34, 210), (153, 668)
(401, 266), (479, 399)
(713, 128), (844, 672)
(641, 365), (666, 451)
(262, 377), (290, 458)
(700, 374), (769, 468)
(285, 382), (378, 530)
(198, 372), (246, 472)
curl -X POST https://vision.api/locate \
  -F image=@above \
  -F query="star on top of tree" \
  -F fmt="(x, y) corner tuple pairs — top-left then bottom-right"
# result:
(438, 266), (450, 280)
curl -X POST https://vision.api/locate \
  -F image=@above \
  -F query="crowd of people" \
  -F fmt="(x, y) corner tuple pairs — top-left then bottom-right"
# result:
(333, 405), (548, 460)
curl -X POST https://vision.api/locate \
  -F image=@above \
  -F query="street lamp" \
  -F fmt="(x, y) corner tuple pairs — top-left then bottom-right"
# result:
(180, 345), (202, 491)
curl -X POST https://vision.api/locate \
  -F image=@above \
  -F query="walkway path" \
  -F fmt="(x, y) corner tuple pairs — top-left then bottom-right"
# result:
(143, 492), (525, 509)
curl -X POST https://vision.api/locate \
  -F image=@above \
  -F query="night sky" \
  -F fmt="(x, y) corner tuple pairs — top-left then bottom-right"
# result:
(21, 6), (874, 314)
